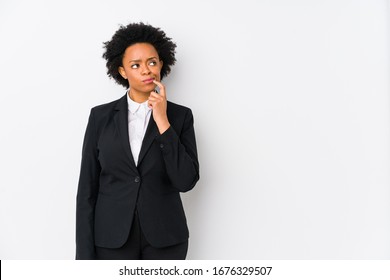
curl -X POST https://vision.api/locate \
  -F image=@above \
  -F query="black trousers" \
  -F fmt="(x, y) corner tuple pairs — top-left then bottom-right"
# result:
(95, 210), (188, 260)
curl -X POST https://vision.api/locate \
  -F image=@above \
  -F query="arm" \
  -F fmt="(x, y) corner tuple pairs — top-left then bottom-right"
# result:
(75, 109), (101, 259)
(155, 108), (200, 192)
(147, 80), (199, 192)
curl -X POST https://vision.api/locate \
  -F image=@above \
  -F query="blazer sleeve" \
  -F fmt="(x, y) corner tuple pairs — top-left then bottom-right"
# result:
(155, 108), (200, 192)
(76, 109), (101, 260)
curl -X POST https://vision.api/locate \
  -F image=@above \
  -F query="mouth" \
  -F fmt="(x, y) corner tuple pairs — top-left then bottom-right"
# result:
(142, 78), (155, 84)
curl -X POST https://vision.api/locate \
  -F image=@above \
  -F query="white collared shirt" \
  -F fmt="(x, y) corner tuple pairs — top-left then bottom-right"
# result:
(127, 90), (152, 166)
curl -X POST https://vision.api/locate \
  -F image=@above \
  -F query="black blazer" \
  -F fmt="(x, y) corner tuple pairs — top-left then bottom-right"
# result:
(76, 94), (199, 259)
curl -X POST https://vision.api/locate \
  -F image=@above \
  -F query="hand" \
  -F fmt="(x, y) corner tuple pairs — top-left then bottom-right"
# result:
(149, 80), (170, 134)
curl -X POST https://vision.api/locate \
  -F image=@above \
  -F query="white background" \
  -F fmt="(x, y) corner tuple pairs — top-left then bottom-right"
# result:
(0, 0), (389, 259)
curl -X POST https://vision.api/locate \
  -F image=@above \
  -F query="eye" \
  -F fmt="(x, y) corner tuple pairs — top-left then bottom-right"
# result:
(131, 64), (139, 69)
(149, 60), (157, 66)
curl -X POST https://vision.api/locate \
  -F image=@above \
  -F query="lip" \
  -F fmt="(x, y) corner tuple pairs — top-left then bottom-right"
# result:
(142, 78), (155, 83)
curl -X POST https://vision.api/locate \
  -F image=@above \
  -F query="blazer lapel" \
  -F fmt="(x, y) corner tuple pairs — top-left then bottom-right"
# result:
(114, 94), (138, 174)
(137, 114), (158, 167)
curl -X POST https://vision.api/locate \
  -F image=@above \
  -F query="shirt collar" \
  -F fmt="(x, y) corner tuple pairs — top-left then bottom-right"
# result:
(126, 89), (151, 114)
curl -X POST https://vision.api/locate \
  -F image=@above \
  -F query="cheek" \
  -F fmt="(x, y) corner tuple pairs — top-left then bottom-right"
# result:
(125, 71), (138, 81)
(154, 67), (162, 78)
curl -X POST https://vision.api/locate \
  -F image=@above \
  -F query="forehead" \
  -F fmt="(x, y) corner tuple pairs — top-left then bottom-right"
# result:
(123, 43), (159, 60)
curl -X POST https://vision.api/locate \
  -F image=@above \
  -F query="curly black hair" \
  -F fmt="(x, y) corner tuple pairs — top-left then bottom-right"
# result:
(102, 22), (177, 88)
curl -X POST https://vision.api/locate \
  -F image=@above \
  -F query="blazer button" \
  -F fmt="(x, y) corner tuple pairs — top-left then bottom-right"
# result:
(160, 144), (164, 148)
(134, 176), (141, 183)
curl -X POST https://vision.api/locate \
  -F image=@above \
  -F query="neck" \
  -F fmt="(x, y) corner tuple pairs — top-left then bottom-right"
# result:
(128, 89), (149, 103)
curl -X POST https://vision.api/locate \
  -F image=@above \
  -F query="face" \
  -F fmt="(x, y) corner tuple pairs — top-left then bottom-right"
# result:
(118, 43), (163, 95)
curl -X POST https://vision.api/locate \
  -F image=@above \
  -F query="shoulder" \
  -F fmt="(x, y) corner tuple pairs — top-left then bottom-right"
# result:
(87, 95), (127, 123)
(167, 100), (193, 117)
(91, 95), (126, 114)
(85, 95), (127, 130)
(166, 101), (195, 130)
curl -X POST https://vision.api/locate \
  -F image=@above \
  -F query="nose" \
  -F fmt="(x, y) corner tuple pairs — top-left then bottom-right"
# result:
(141, 64), (151, 75)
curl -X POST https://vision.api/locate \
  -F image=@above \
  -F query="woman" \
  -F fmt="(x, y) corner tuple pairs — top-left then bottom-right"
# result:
(76, 22), (200, 260)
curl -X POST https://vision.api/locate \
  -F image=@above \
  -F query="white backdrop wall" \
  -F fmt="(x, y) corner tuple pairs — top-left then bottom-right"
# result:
(0, 0), (389, 259)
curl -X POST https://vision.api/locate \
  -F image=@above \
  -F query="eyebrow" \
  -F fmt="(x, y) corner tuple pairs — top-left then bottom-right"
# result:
(129, 56), (158, 63)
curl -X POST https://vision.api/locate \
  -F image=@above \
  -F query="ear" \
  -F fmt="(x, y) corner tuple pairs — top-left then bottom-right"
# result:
(118, 66), (127, 79)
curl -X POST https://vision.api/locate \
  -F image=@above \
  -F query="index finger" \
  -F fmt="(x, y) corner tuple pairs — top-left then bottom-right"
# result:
(152, 80), (166, 96)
